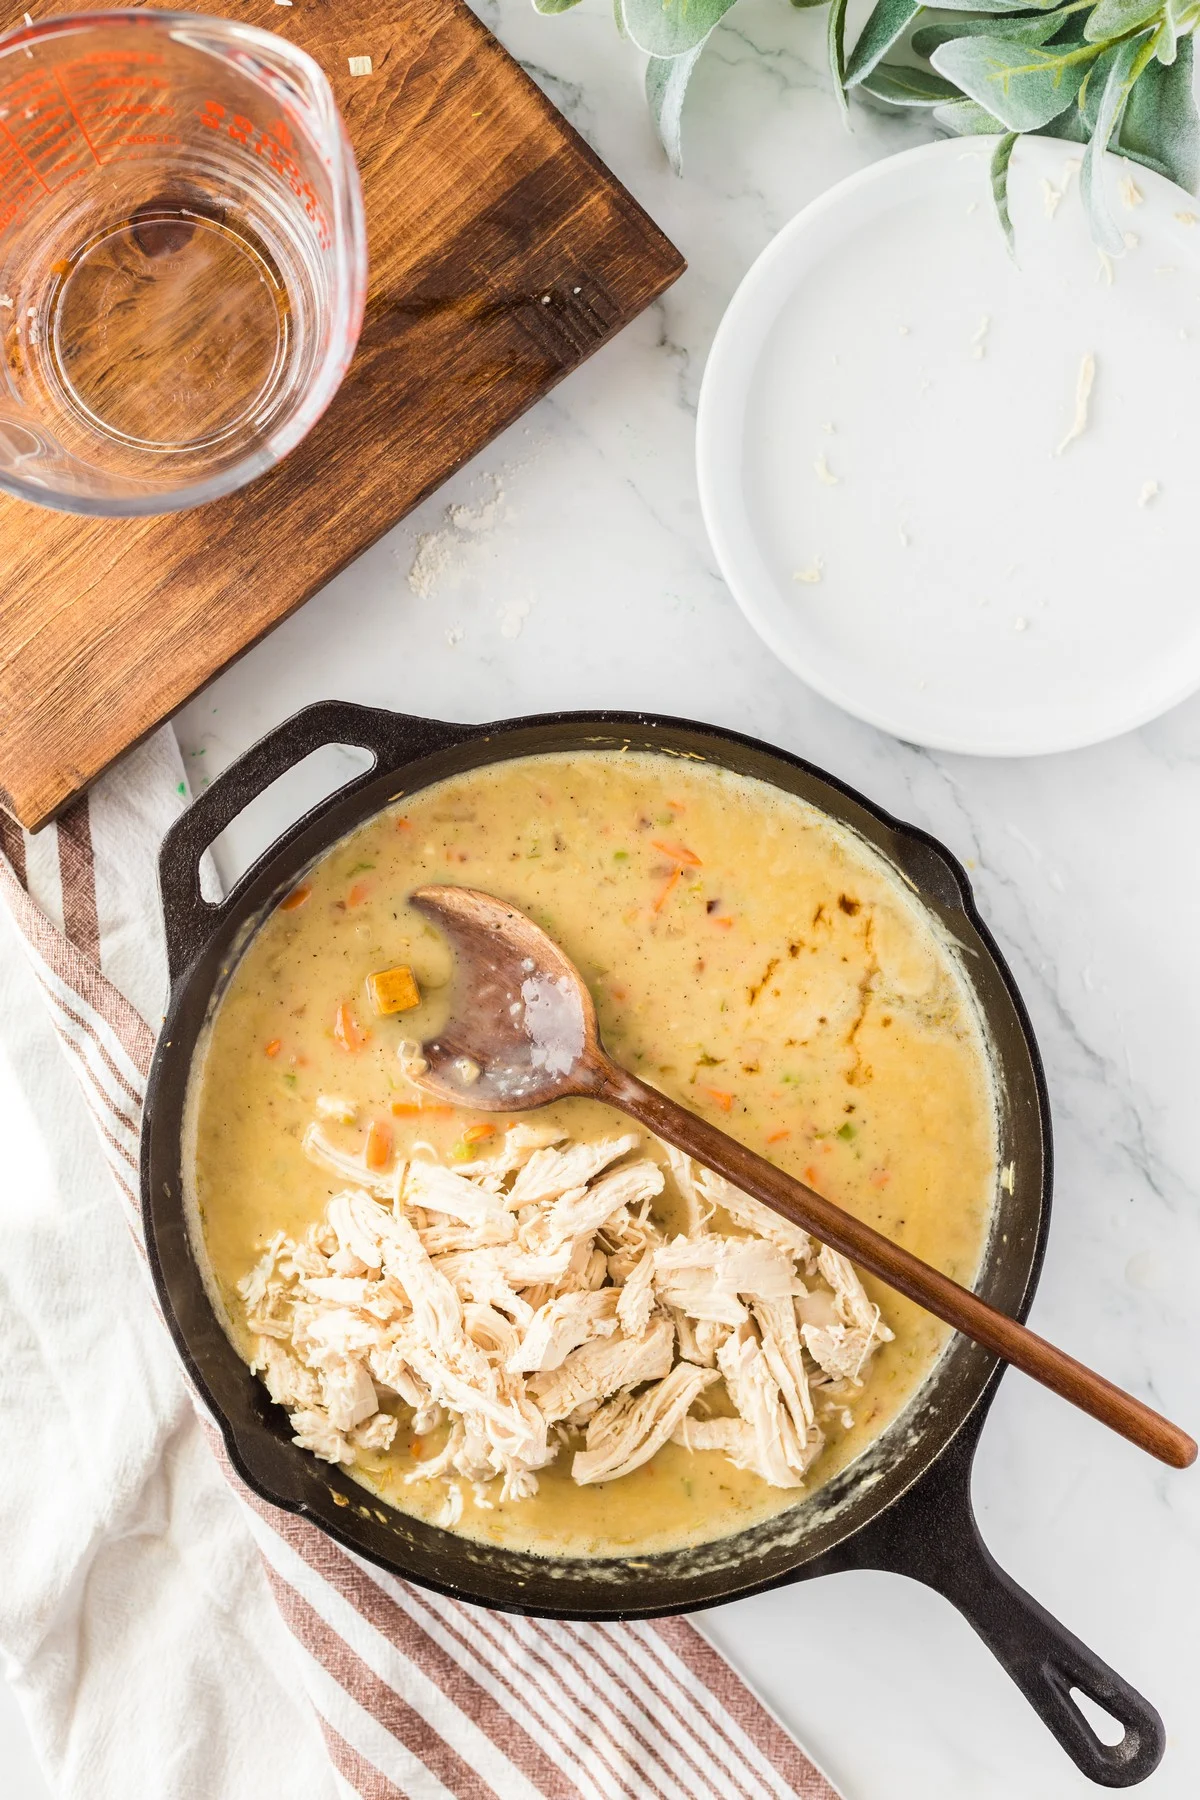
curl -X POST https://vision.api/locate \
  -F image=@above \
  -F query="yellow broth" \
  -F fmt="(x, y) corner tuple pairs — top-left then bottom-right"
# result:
(186, 751), (997, 1556)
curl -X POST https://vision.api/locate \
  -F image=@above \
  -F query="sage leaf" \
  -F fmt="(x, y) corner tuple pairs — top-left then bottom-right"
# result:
(1083, 0), (1161, 41)
(925, 0), (1064, 12)
(930, 36), (1101, 130)
(620, 0), (738, 59)
(913, 11), (1069, 56)
(860, 62), (962, 103)
(1038, 100), (1091, 142)
(991, 130), (1019, 252)
(1082, 33), (1153, 252)
(1157, 0), (1178, 65)
(646, 39), (709, 174)
(846, 0), (923, 86)
(1118, 34), (1200, 188)
(1044, 10), (1092, 48)
(829, 0), (850, 123)
(790, 0), (830, 10)
(533, 0), (584, 11)
(1079, 40), (1124, 134)
(934, 96), (1007, 132)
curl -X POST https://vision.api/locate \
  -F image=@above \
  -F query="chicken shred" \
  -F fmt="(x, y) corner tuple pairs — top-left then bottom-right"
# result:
(238, 1129), (893, 1509)
(573, 1361), (719, 1485)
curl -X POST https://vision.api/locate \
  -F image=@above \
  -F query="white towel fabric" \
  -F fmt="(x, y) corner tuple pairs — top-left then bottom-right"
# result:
(0, 728), (840, 1800)
(0, 734), (336, 1800)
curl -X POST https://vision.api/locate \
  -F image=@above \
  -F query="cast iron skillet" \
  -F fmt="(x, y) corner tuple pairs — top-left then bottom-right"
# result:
(142, 701), (1165, 1787)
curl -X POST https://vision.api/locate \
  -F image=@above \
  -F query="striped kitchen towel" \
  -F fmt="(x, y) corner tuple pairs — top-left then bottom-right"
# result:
(0, 730), (841, 1800)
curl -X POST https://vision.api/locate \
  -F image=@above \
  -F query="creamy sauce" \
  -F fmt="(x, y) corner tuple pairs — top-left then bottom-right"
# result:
(188, 752), (997, 1556)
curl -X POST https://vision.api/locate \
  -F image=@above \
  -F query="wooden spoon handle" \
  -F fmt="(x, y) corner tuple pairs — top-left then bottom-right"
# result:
(599, 1060), (1197, 1471)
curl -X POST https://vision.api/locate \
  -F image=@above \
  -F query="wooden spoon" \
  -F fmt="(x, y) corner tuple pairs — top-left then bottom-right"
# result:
(408, 884), (1196, 1471)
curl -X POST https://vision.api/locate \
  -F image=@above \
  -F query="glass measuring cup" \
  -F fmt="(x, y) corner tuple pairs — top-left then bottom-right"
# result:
(0, 10), (367, 515)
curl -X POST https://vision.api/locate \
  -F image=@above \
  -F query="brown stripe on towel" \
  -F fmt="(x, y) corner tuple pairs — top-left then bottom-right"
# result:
(560, 1617), (756, 1800)
(263, 1562), (501, 1800)
(318, 1718), (410, 1800)
(651, 1618), (841, 1799)
(0, 809), (25, 888)
(32, 972), (144, 1131)
(280, 1525), (580, 1800)
(57, 794), (102, 964)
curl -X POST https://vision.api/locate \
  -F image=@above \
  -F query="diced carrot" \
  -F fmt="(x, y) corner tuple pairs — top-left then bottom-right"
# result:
(367, 965), (420, 1015)
(704, 1087), (734, 1112)
(409, 1438), (425, 1459)
(347, 881), (371, 908)
(390, 1101), (453, 1117)
(464, 1123), (495, 1144)
(804, 1165), (820, 1185)
(652, 839), (702, 867)
(365, 1119), (392, 1170)
(264, 1038), (282, 1058)
(712, 915), (734, 930)
(334, 1002), (366, 1051)
(766, 1128), (790, 1144)
(395, 816), (411, 830)
(279, 883), (311, 912)
(869, 1169), (892, 1189)
(652, 867), (681, 913)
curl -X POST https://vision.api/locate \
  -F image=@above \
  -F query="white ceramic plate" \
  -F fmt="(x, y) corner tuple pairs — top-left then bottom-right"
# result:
(697, 136), (1200, 756)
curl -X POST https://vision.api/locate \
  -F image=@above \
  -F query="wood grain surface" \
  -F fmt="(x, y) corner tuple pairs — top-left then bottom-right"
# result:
(0, 0), (684, 831)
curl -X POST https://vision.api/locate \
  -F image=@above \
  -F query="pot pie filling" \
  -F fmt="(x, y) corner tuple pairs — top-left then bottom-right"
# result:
(187, 751), (997, 1557)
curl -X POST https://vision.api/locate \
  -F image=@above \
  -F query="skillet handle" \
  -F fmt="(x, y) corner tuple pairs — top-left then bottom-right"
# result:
(924, 1505), (1165, 1787)
(842, 1415), (1165, 1787)
(158, 701), (478, 986)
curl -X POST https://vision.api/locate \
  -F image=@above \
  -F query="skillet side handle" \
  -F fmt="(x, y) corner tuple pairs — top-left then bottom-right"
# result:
(158, 701), (478, 986)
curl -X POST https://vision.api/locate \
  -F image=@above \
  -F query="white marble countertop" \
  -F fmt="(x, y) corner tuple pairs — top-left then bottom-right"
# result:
(7, 1), (1200, 1793)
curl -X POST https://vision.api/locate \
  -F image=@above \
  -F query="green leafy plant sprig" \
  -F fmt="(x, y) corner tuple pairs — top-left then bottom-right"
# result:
(535, 0), (1200, 250)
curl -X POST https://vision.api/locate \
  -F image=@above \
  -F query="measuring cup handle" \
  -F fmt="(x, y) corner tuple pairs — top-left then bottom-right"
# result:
(158, 701), (480, 985)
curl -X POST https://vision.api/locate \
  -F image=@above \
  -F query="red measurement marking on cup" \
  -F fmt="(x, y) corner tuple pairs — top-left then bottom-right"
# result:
(49, 65), (102, 166)
(0, 67), (86, 189)
(0, 53), (178, 193)
(60, 54), (175, 161)
(199, 99), (332, 248)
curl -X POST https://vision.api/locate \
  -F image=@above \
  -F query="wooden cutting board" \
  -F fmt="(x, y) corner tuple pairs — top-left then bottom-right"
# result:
(0, 0), (684, 832)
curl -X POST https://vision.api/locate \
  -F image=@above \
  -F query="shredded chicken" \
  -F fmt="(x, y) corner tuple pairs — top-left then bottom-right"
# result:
(508, 1288), (620, 1373)
(529, 1315), (676, 1422)
(303, 1123), (396, 1200)
(508, 1133), (640, 1206)
(573, 1361), (719, 1485)
(239, 1127), (893, 1509)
